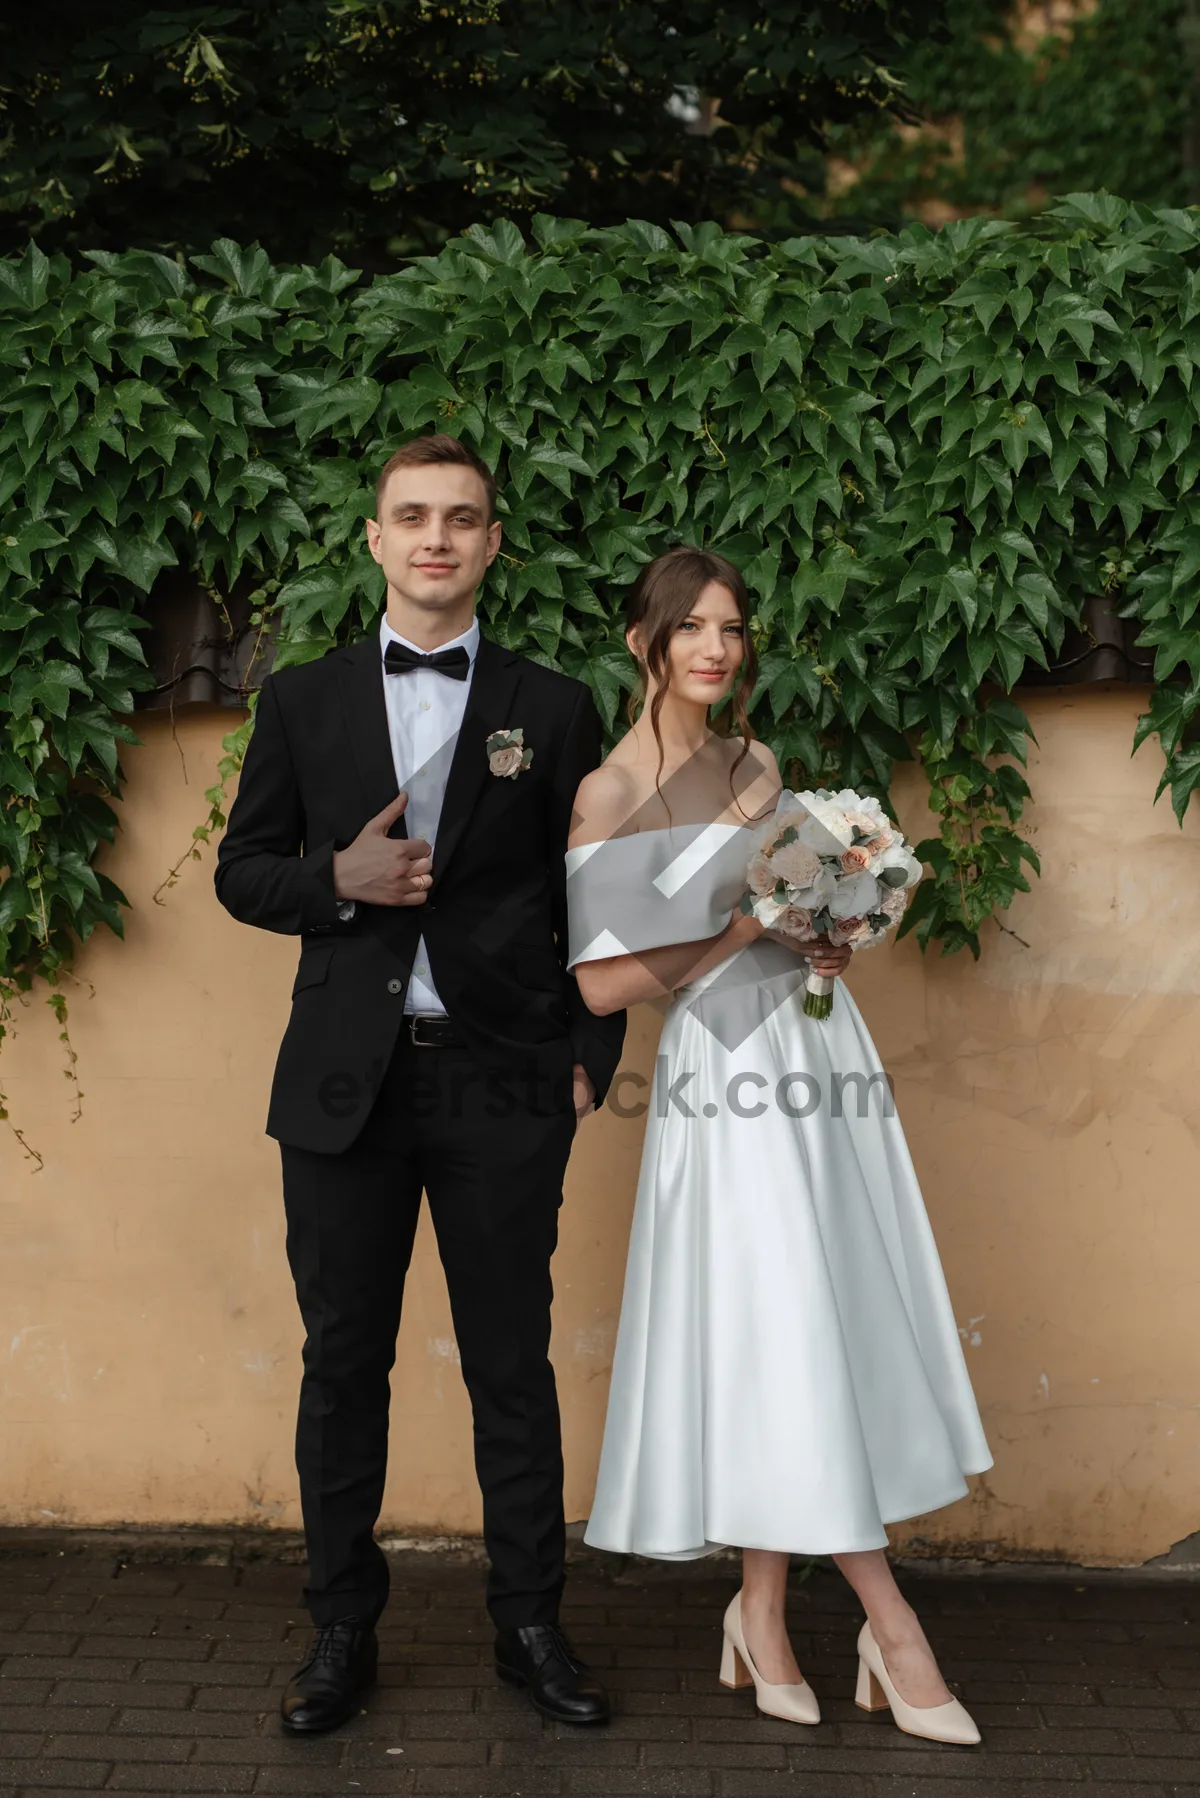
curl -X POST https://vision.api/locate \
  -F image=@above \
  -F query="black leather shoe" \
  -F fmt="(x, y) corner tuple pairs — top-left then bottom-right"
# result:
(495, 1623), (610, 1724)
(280, 1618), (378, 1734)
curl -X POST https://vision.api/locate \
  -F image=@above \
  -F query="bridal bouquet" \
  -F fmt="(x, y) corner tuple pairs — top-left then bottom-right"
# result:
(740, 789), (924, 1020)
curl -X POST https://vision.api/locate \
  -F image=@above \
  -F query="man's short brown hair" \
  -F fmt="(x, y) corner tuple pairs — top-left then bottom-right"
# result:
(374, 434), (498, 522)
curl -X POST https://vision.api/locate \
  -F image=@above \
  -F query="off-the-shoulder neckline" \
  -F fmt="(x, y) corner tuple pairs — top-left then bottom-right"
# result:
(567, 819), (754, 854)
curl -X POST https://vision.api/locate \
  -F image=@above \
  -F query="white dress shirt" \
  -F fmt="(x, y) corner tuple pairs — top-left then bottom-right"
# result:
(378, 609), (480, 1015)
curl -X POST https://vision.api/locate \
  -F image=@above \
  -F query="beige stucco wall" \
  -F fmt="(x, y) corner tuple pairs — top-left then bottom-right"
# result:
(1, 684), (1197, 1565)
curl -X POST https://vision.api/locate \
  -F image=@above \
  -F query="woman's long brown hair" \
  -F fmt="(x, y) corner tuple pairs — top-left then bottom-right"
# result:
(623, 544), (759, 815)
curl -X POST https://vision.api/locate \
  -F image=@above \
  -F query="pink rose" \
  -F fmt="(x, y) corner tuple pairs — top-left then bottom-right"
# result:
(776, 904), (816, 940)
(747, 853), (778, 897)
(838, 844), (873, 874)
(489, 745), (525, 778)
(829, 915), (870, 946)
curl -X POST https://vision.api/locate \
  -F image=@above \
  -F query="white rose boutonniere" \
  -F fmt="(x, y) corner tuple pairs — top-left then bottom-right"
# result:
(486, 727), (533, 779)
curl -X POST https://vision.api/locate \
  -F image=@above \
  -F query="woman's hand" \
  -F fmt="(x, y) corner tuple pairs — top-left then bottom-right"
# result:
(572, 1063), (596, 1121)
(765, 929), (853, 977)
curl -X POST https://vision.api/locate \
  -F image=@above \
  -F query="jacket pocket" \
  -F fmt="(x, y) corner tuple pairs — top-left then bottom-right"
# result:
(291, 940), (335, 996)
(512, 948), (566, 990)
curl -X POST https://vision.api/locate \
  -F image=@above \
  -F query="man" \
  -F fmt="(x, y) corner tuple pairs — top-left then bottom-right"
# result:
(213, 434), (626, 1734)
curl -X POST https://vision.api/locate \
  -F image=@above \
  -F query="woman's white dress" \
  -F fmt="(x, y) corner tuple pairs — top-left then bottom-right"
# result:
(566, 820), (993, 1560)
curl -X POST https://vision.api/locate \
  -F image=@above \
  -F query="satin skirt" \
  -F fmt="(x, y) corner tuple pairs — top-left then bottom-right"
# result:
(584, 943), (994, 1560)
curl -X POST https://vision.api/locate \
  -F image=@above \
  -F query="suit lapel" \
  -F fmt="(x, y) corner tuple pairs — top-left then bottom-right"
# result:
(335, 636), (408, 838)
(334, 629), (524, 888)
(429, 634), (523, 892)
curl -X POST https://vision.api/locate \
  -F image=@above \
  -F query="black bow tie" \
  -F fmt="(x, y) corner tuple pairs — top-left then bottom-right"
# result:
(383, 640), (471, 681)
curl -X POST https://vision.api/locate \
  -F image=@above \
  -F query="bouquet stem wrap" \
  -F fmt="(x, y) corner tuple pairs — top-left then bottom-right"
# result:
(803, 970), (835, 1020)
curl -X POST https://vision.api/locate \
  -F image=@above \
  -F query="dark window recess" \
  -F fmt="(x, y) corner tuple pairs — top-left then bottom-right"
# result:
(133, 571), (281, 711)
(133, 578), (1160, 713)
(1018, 594), (1157, 687)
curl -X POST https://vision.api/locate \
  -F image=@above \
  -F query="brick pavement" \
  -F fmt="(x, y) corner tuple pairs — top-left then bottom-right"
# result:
(1, 1537), (1198, 1797)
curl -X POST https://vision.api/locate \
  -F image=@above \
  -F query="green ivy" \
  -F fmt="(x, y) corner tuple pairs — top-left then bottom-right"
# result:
(819, 0), (1190, 225)
(3, 197), (1199, 1147)
(0, 0), (945, 265)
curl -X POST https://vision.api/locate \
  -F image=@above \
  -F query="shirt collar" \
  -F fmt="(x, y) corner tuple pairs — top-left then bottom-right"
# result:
(379, 610), (480, 666)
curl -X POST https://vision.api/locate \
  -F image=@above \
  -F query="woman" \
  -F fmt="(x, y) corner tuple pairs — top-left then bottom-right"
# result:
(566, 546), (992, 1745)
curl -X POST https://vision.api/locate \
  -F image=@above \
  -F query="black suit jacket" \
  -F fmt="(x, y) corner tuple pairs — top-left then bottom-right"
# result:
(213, 630), (626, 1154)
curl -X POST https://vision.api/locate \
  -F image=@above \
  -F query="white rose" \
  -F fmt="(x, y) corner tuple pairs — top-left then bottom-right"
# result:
(793, 791), (852, 848)
(830, 789), (889, 830)
(751, 892), (790, 928)
(876, 841), (924, 887)
(812, 807), (852, 845)
(827, 870), (881, 918)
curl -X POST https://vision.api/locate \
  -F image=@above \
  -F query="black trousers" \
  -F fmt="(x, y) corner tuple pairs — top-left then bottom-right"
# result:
(279, 1031), (578, 1630)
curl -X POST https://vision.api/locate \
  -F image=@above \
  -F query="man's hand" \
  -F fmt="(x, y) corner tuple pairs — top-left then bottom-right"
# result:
(332, 793), (434, 907)
(765, 929), (853, 977)
(572, 1063), (596, 1121)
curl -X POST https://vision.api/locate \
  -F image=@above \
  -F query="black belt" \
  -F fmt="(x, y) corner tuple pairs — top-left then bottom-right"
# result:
(406, 1013), (461, 1048)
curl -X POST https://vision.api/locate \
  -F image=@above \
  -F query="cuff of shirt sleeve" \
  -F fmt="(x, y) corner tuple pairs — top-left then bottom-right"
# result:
(299, 838), (352, 935)
(570, 1040), (606, 1109)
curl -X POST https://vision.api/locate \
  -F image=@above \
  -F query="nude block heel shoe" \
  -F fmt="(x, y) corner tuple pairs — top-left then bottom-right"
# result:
(719, 1591), (820, 1726)
(855, 1620), (981, 1746)
(855, 1655), (890, 1711)
(719, 1634), (754, 1689)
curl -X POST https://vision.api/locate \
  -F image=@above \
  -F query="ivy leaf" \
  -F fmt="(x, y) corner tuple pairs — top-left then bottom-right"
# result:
(1155, 744), (1200, 825)
(1132, 681), (1200, 760)
(9, 658), (92, 718)
(581, 645), (634, 731)
(276, 566), (345, 630)
(51, 702), (128, 779)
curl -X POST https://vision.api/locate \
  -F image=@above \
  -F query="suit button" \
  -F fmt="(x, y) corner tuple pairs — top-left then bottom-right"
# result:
(387, 978), (403, 995)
